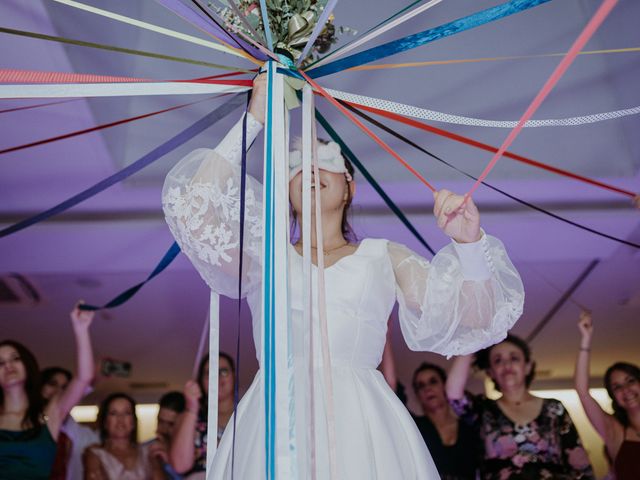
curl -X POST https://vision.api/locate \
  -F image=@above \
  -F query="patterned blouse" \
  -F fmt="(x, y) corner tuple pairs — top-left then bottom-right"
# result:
(451, 394), (595, 480)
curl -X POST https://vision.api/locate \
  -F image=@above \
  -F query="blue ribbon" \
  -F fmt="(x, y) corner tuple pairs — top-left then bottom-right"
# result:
(263, 62), (276, 480)
(231, 91), (252, 479)
(0, 94), (244, 239)
(306, 0), (425, 69)
(308, 0), (552, 78)
(80, 242), (181, 311)
(315, 110), (436, 256)
(259, 0), (275, 51)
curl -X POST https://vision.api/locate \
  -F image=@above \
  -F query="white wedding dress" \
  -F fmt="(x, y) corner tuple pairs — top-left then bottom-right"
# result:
(162, 113), (524, 479)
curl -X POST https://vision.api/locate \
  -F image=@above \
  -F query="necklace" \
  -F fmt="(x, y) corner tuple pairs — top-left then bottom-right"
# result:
(299, 241), (349, 256)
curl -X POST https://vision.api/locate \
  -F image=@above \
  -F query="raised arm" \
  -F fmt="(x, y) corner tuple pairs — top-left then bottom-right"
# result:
(162, 78), (265, 299)
(46, 304), (95, 439)
(390, 190), (524, 357)
(574, 312), (617, 441)
(446, 355), (473, 401)
(169, 380), (201, 474)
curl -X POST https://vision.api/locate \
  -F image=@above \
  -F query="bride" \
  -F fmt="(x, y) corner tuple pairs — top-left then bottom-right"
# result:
(162, 74), (524, 479)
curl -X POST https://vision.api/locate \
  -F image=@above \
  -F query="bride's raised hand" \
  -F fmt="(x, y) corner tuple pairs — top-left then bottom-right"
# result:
(433, 189), (482, 244)
(248, 73), (268, 125)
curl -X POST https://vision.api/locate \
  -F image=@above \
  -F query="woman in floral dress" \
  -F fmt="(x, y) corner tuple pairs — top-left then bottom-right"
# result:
(446, 335), (595, 479)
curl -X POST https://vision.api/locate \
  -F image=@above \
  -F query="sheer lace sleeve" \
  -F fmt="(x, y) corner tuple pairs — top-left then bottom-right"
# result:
(389, 233), (524, 357)
(162, 113), (264, 298)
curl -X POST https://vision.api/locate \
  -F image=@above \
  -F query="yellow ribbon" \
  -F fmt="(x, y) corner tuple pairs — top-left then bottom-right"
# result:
(347, 46), (640, 71)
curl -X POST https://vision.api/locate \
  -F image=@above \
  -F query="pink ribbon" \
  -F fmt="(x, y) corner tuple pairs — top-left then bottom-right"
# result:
(464, 0), (619, 201)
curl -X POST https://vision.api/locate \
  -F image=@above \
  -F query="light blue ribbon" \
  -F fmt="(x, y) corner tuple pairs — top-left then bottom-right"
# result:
(259, 0), (275, 51)
(262, 61), (276, 480)
(308, 0), (552, 78)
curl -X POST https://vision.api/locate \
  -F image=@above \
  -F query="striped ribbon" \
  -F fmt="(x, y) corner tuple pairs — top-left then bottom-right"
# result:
(346, 102), (640, 250)
(339, 101), (636, 199)
(308, 0), (552, 78)
(0, 69), (252, 86)
(325, 88), (640, 129)
(0, 69), (147, 84)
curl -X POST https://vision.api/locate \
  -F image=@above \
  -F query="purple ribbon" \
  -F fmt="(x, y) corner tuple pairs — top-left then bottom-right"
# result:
(155, 0), (268, 60)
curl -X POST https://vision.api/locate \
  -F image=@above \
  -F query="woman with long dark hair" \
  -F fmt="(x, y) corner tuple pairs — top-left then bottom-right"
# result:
(447, 335), (595, 479)
(575, 311), (640, 480)
(0, 304), (94, 479)
(83, 393), (164, 480)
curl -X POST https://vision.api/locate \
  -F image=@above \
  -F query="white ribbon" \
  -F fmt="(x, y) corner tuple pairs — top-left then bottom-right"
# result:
(271, 69), (297, 479)
(51, 0), (245, 58)
(206, 292), (219, 477)
(301, 84), (316, 480)
(326, 87), (640, 128)
(311, 0), (442, 69)
(0, 82), (249, 98)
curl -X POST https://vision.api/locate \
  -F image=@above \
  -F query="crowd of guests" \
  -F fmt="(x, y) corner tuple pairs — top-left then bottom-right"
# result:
(0, 307), (638, 479)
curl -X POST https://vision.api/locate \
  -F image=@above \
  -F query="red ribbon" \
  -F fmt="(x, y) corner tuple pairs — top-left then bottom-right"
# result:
(0, 97), (216, 156)
(299, 69), (436, 192)
(341, 100), (635, 200)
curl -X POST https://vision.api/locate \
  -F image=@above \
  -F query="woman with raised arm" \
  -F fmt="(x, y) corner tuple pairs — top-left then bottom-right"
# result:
(169, 352), (236, 479)
(161, 74), (524, 478)
(447, 335), (595, 479)
(575, 311), (640, 480)
(0, 304), (95, 479)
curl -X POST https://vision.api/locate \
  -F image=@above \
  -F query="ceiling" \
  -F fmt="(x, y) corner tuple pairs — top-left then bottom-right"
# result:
(0, 0), (639, 407)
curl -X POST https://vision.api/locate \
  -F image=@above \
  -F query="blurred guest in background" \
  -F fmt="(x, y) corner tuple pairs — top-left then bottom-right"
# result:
(170, 352), (236, 479)
(148, 391), (185, 479)
(411, 362), (480, 480)
(575, 311), (640, 480)
(0, 304), (95, 480)
(83, 392), (164, 480)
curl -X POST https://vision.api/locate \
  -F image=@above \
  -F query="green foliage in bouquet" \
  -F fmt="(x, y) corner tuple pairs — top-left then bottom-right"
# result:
(214, 0), (342, 66)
